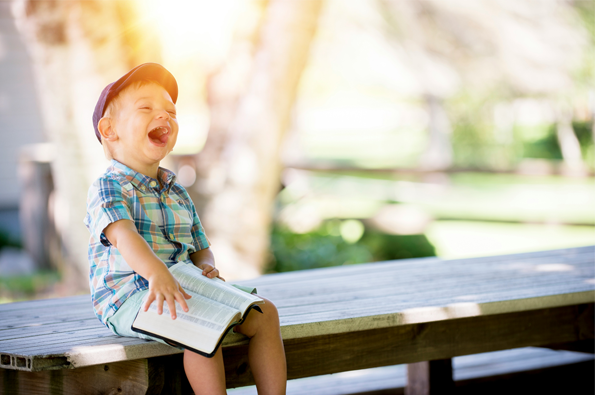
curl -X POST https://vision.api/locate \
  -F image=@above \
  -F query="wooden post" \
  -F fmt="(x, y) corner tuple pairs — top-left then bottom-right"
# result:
(406, 359), (454, 395)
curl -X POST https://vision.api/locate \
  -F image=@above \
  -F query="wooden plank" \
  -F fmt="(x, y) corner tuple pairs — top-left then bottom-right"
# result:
(275, 291), (595, 341)
(406, 359), (454, 395)
(250, 266), (594, 303)
(222, 303), (593, 388)
(209, 347), (595, 394)
(3, 284), (588, 366)
(0, 274), (590, 335)
(254, 258), (595, 309)
(0, 319), (102, 340)
(5, 337), (145, 359)
(1, 290), (595, 370)
(0, 247), (592, 371)
(0, 309), (96, 329)
(0, 359), (154, 395)
(0, 249), (591, 317)
(273, 280), (594, 319)
(260, 273), (595, 314)
(1, 267), (589, 331)
(261, 260), (595, 298)
(0, 295), (90, 313)
(0, 329), (119, 353)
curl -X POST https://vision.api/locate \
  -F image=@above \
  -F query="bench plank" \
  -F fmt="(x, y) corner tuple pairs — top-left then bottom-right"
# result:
(223, 303), (593, 387)
(0, 246), (593, 379)
(228, 347), (594, 395)
(1, 359), (153, 395)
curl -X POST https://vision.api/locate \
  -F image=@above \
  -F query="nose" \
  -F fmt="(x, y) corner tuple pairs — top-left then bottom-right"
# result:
(156, 109), (170, 120)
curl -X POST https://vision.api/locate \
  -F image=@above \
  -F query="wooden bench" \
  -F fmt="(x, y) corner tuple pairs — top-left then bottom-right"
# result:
(1, 246), (593, 394)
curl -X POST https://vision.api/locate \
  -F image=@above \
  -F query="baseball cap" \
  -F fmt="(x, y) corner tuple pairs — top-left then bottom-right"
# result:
(92, 63), (178, 143)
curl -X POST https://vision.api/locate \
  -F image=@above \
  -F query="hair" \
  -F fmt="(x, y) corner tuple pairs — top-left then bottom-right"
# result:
(100, 80), (160, 160)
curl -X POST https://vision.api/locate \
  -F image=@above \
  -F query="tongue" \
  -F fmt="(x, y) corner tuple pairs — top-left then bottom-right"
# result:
(148, 129), (168, 144)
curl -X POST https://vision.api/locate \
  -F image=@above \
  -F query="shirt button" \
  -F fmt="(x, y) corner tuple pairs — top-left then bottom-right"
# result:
(149, 181), (157, 187)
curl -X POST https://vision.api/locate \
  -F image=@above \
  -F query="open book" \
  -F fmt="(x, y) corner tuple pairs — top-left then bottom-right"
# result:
(132, 263), (264, 357)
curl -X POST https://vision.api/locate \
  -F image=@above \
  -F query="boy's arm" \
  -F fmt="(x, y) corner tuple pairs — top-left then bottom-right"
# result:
(189, 247), (224, 281)
(103, 219), (191, 319)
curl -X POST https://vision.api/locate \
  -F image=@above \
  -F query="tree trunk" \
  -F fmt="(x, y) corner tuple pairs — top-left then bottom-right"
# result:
(555, 102), (586, 176)
(419, 94), (454, 171)
(13, 0), (159, 289)
(379, 0), (455, 171)
(192, 0), (324, 279)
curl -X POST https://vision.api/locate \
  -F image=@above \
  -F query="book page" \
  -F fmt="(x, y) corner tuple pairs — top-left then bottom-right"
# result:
(170, 263), (263, 315)
(133, 291), (242, 355)
(156, 291), (240, 329)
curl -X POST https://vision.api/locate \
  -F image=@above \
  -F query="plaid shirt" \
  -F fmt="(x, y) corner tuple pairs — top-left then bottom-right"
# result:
(84, 159), (210, 326)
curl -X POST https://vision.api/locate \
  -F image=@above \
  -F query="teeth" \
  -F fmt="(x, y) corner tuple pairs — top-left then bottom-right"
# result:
(151, 127), (167, 136)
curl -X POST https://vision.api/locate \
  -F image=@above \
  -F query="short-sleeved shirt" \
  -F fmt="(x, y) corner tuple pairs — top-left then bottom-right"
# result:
(84, 159), (210, 326)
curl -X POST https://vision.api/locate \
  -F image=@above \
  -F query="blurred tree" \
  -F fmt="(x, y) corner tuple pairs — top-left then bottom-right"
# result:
(573, 0), (595, 152)
(191, 0), (324, 279)
(555, 101), (587, 174)
(378, 0), (458, 171)
(375, 0), (587, 171)
(13, 0), (162, 288)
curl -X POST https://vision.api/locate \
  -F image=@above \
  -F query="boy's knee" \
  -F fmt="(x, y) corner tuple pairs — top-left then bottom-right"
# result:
(235, 296), (280, 338)
(260, 297), (279, 321)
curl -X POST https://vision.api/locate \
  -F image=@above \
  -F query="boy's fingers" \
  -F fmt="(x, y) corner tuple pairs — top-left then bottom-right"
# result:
(176, 292), (189, 312)
(155, 294), (165, 315)
(143, 294), (156, 312)
(181, 287), (192, 300)
(165, 296), (177, 320)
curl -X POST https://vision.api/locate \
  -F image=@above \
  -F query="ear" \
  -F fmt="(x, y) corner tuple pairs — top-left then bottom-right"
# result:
(98, 117), (117, 142)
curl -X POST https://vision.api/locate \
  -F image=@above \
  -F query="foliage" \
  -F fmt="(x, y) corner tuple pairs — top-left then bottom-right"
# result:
(267, 222), (436, 273)
(520, 121), (593, 161)
(0, 270), (61, 302)
(520, 124), (563, 160)
(448, 90), (520, 171)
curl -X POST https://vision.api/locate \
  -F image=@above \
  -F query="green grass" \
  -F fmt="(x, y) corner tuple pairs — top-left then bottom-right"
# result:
(0, 270), (61, 303)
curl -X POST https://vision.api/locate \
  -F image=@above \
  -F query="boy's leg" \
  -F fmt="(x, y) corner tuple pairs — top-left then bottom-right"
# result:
(234, 297), (287, 395)
(184, 348), (226, 395)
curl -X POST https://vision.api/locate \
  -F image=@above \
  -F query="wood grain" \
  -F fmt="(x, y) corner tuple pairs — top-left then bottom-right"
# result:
(223, 303), (593, 388)
(0, 359), (150, 395)
(0, 246), (595, 393)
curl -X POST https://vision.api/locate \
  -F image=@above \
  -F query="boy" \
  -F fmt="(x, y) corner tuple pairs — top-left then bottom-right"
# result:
(85, 63), (287, 394)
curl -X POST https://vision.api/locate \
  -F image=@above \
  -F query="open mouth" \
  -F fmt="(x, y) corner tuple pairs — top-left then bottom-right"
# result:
(148, 126), (170, 146)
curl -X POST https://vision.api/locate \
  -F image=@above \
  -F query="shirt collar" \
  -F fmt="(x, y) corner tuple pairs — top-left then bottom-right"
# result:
(109, 159), (176, 192)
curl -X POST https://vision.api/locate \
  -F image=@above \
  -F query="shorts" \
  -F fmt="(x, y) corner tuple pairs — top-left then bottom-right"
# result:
(105, 289), (183, 349)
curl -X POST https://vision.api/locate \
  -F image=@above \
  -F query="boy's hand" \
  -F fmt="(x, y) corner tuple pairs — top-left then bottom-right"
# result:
(189, 247), (223, 280)
(198, 262), (224, 281)
(143, 268), (192, 320)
